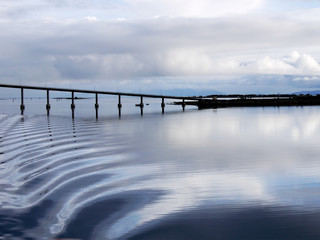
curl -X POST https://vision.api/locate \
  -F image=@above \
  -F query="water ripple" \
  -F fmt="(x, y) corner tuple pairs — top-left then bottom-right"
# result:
(0, 115), (166, 239)
(2, 109), (320, 240)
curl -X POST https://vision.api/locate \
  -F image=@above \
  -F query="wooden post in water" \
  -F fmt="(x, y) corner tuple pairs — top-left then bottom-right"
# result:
(182, 98), (186, 111)
(140, 96), (144, 115)
(95, 93), (99, 119)
(118, 95), (122, 118)
(71, 91), (75, 119)
(20, 88), (25, 115)
(161, 97), (165, 114)
(46, 90), (50, 115)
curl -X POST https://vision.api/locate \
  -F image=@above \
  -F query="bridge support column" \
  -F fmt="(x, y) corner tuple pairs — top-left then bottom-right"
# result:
(118, 95), (122, 118)
(46, 90), (51, 116)
(95, 93), (99, 119)
(161, 97), (165, 114)
(140, 96), (144, 116)
(71, 91), (75, 119)
(20, 88), (25, 115)
(182, 99), (186, 111)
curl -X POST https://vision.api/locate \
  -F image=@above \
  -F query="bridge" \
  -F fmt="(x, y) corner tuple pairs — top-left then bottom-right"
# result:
(0, 83), (201, 118)
(2, 84), (319, 118)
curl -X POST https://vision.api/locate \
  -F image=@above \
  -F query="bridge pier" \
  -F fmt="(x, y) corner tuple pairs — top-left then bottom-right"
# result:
(20, 88), (25, 115)
(161, 97), (165, 114)
(46, 90), (51, 116)
(182, 99), (186, 111)
(140, 96), (144, 115)
(118, 95), (122, 118)
(95, 93), (99, 119)
(71, 91), (75, 119)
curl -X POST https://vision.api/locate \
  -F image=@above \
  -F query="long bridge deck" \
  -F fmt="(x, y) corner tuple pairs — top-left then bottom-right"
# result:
(1, 84), (319, 118)
(0, 83), (200, 118)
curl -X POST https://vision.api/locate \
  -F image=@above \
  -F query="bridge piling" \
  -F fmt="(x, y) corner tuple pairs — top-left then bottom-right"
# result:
(95, 93), (99, 119)
(161, 97), (165, 114)
(118, 95), (122, 118)
(140, 96), (144, 115)
(20, 88), (25, 115)
(71, 91), (75, 119)
(46, 90), (50, 115)
(182, 99), (186, 111)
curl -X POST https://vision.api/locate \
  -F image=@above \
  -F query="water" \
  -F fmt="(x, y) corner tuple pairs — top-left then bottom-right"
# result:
(1, 98), (320, 239)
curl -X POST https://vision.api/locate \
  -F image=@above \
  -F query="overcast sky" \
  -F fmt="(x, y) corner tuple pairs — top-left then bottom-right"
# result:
(1, 0), (320, 94)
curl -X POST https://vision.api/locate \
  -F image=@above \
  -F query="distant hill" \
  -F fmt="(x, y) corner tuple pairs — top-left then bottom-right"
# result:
(292, 90), (320, 95)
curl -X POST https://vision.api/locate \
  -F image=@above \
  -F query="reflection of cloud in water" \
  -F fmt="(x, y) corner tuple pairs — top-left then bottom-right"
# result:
(166, 108), (320, 146)
(106, 108), (320, 239)
(2, 108), (320, 239)
(166, 114), (241, 146)
(106, 166), (320, 239)
(97, 108), (320, 237)
(258, 113), (320, 141)
(107, 172), (269, 239)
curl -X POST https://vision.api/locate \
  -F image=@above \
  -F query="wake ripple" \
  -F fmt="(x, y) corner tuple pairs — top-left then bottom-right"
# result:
(0, 114), (276, 240)
(0, 115), (159, 239)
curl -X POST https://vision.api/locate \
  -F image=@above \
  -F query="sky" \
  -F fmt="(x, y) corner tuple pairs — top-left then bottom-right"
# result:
(1, 0), (320, 94)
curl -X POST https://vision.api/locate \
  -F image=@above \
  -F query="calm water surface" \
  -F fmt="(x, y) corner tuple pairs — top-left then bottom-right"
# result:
(1, 99), (320, 239)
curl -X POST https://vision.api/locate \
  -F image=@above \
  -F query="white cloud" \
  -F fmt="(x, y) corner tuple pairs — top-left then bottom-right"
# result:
(84, 16), (98, 21)
(1, 2), (320, 92)
(238, 53), (320, 75)
(256, 56), (295, 74)
(41, 50), (320, 82)
(145, 50), (320, 76)
(2, 0), (320, 21)
(296, 53), (320, 73)
(1, 16), (320, 88)
(0, 0), (265, 20)
(125, 0), (265, 18)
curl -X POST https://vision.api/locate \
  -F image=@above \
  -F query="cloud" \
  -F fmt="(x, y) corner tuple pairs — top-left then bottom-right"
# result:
(49, 49), (320, 80)
(1, 0), (318, 21)
(0, 0), (121, 20)
(1, 6), (320, 92)
(296, 53), (320, 73)
(245, 53), (320, 75)
(124, 0), (265, 18)
(0, 0), (265, 20)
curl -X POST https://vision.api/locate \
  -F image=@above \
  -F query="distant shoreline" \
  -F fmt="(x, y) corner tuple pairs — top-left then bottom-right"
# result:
(175, 94), (320, 109)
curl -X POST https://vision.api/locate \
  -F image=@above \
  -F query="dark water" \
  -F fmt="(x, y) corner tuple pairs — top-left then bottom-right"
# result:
(1, 100), (320, 239)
